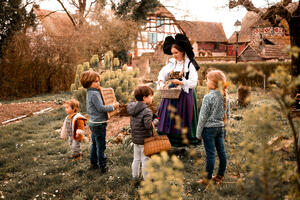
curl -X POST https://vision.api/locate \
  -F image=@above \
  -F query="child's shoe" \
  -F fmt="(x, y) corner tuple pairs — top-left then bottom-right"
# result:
(72, 153), (82, 162)
(130, 178), (140, 188)
(89, 164), (98, 170)
(100, 166), (108, 174)
(212, 175), (224, 184)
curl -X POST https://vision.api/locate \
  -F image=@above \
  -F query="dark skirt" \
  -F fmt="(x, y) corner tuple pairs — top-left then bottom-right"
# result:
(157, 89), (200, 147)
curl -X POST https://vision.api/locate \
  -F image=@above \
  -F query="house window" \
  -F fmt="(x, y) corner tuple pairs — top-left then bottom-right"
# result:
(149, 33), (157, 44)
(156, 17), (164, 26)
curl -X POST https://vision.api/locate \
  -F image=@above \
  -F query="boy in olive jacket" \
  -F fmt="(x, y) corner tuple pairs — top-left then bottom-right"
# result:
(127, 86), (154, 180)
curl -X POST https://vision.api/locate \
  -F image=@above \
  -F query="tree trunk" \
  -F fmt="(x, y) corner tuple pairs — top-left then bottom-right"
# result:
(238, 85), (251, 107)
(289, 15), (300, 77)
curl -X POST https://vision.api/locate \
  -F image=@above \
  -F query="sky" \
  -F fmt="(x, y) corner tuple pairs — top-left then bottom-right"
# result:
(38, 0), (290, 39)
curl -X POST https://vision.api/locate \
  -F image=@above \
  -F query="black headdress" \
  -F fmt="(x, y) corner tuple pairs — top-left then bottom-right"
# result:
(163, 33), (200, 71)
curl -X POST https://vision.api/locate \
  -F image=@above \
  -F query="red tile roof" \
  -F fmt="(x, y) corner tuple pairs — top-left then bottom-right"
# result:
(33, 7), (74, 36)
(177, 20), (227, 43)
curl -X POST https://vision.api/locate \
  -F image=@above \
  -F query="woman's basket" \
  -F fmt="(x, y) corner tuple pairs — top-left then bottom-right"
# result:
(144, 123), (171, 156)
(160, 88), (181, 99)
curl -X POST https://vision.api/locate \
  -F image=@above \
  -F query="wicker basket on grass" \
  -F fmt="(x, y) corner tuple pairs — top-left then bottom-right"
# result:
(160, 88), (181, 99)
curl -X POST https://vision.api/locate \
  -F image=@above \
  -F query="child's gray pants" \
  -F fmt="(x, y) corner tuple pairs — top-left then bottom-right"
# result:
(68, 136), (81, 156)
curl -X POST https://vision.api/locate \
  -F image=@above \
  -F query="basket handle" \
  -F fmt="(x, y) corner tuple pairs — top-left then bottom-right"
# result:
(152, 122), (157, 137)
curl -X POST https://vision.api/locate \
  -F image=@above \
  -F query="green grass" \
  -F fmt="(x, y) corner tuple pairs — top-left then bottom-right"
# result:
(0, 107), (136, 199)
(0, 91), (296, 199)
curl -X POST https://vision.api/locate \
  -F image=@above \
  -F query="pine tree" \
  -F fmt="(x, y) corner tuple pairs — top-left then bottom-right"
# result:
(0, 0), (36, 57)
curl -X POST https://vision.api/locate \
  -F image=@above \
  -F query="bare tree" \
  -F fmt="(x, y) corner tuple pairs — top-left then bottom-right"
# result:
(56, 0), (99, 28)
(229, 0), (300, 77)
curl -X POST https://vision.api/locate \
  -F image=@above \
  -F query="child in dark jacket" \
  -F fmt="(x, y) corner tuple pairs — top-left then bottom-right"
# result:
(127, 86), (154, 180)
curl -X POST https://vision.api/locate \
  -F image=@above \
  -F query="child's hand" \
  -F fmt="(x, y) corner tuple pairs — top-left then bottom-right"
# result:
(113, 102), (120, 109)
(75, 133), (79, 138)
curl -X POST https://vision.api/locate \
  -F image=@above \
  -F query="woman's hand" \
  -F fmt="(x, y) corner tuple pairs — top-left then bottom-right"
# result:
(170, 79), (183, 85)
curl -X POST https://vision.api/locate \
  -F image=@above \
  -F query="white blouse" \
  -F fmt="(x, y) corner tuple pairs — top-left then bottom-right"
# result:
(157, 58), (198, 93)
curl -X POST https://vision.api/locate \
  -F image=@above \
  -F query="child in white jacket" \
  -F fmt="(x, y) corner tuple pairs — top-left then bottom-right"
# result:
(61, 99), (87, 161)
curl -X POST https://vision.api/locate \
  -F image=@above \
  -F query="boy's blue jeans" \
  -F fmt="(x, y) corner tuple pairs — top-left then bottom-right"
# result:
(89, 123), (107, 168)
(202, 127), (227, 179)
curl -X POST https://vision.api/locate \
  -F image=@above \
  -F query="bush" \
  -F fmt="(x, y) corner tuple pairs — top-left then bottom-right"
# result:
(139, 152), (184, 200)
(90, 55), (99, 70)
(100, 69), (139, 104)
(199, 62), (291, 87)
(0, 32), (76, 99)
(71, 62), (91, 112)
(104, 51), (114, 70)
(195, 83), (210, 113)
(234, 105), (296, 199)
(228, 64), (300, 199)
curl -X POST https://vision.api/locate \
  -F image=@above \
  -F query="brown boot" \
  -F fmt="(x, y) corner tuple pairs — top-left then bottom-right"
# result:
(212, 175), (224, 184)
(72, 153), (82, 162)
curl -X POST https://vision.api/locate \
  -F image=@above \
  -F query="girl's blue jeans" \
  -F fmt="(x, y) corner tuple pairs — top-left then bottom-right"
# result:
(89, 123), (107, 168)
(202, 127), (227, 179)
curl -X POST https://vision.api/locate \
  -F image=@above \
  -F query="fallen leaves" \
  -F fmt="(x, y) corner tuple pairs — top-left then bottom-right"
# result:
(268, 136), (294, 152)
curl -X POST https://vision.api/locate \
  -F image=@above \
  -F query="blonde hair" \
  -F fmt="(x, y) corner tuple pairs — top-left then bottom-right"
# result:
(207, 70), (228, 122)
(65, 98), (80, 113)
(80, 69), (100, 88)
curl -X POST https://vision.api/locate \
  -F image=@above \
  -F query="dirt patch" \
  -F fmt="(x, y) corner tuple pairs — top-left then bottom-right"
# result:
(107, 116), (130, 137)
(84, 116), (130, 138)
(0, 102), (60, 124)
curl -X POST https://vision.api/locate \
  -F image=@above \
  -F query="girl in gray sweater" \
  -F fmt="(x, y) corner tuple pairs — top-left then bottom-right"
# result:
(196, 70), (229, 184)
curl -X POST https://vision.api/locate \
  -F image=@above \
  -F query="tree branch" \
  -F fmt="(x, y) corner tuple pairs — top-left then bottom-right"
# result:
(261, 5), (292, 23)
(84, 0), (97, 18)
(57, 0), (77, 28)
(39, 10), (59, 20)
(282, 0), (292, 7)
(294, 0), (300, 17)
(79, 0), (86, 13)
(110, 0), (116, 11)
(69, 0), (80, 9)
(229, 0), (293, 23)
(23, 0), (34, 8)
(229, 0), (261, 13)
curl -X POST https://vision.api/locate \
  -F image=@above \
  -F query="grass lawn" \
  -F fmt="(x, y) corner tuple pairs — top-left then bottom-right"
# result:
(0, 91), (296, 199)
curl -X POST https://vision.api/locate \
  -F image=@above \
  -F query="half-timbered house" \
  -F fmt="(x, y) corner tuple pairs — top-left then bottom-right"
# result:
(134, 5), (182, 57)
(227, 3), (297, 60)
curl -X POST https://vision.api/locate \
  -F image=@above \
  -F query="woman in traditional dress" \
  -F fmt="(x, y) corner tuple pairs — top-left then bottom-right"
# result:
(157, 34), (200, 147)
